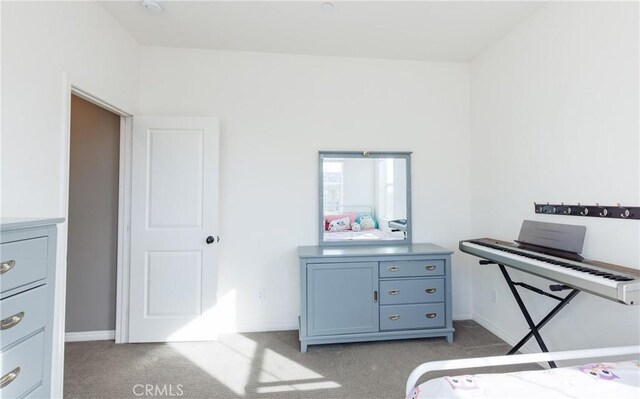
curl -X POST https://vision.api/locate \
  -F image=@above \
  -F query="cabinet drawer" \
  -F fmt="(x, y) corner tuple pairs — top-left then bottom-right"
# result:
(379, 259), (444, 278)
(0, 331), (45, 399)
(0, 238), (48, 294)
(380, 278), (444, 305)
(380, 303), (445, 331)
(1, 285), (47, 350)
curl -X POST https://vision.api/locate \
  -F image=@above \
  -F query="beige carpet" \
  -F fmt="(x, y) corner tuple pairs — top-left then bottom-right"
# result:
(64, 320), (538, 399)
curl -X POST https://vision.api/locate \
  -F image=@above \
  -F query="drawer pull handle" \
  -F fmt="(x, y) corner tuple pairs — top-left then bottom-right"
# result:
(374, 290), (378, 303)
(0, 367), (20, 389)
(1, 312), (25, 330)
(0, 260), (15, 275)
(426, 313), (437, 319)
(389, 315), (400, 321)
(425, 265), (436, 271)
(388, 289), (400, 295)
(425, 288), (437, 294)
(388, 266), (399, 272)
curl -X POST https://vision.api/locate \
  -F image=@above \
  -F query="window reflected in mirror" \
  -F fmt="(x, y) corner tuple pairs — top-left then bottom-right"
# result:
(320, 153), (410, 245)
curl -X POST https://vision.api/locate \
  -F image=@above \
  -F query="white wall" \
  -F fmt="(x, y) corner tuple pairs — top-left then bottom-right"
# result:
(1, 2), (139, 216)
(1, 2), (140, 396)
(470, 2), (639, 351)
(139, 47), (473, 332)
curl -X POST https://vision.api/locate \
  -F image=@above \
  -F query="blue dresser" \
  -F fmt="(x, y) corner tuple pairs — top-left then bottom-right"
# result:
(298, 243), (454, 352)
(1, 218), (62, 398)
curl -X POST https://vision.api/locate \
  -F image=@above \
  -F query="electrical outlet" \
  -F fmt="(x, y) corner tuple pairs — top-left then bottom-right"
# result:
(258, 289), (265, 301)
(491, 289), (498, 304)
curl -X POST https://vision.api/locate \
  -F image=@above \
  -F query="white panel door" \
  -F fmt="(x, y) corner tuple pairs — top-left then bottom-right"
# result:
(129, 116), (219, 342)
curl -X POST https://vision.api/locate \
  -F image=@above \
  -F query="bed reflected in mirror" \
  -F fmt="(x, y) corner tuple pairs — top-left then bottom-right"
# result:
(320, 151), (411, 245)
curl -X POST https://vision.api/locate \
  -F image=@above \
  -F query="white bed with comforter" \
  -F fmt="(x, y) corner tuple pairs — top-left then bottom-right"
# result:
(322, 206), (405, 242)
(323, 228), (401, 241)
(406, 346), (640, 399)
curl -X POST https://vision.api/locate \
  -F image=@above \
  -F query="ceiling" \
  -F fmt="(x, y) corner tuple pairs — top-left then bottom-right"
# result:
(102, 1), (545, 62)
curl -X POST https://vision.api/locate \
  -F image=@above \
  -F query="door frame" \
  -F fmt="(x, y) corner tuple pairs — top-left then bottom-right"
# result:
(66, 86), (133, 344)
(54, 79), (133, 396)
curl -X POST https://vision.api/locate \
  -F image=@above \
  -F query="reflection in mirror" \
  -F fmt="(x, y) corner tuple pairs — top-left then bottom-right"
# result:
(320, 153), (410, 244)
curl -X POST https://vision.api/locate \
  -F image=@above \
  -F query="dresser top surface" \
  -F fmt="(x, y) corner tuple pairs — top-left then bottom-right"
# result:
(1, 217), (65, 231)
(298, 243), (453, 258)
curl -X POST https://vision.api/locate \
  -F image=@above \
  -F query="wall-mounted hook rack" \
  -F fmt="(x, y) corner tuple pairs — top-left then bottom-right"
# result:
(534, 202), (639, 220)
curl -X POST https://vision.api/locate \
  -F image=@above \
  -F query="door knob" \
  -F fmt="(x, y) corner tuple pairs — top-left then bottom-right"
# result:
(206, 236), (215, 244)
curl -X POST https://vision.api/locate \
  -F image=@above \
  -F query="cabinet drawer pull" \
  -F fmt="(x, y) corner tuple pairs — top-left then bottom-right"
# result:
(389, 315), (400, 321)
(1, 312), (25, 330)
(425, 265), (436, 271)
(374, 290), (378, 303)
(0, 367), (20, 389)
(426, 313), (437, 319)
(425, 288), (437, 294)
(388, 266), (399, 272)
(388, 289), (400, 295)
(0, 260), (15, 275)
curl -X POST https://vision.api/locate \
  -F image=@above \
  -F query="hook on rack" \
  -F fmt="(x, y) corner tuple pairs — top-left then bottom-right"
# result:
(577, 203), (589, 216)
(618, 203), (632, 219)
(596, 203), (608, 217)
(544, 202), (554, 214)
(534, 202), (543, 213)
(561, 202), (572, 215)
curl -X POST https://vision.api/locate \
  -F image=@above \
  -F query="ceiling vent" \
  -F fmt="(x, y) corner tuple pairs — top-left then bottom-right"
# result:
(142, 0), (162, 14)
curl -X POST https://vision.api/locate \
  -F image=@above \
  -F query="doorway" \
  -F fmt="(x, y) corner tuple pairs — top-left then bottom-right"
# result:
(65, 94), (121, 341)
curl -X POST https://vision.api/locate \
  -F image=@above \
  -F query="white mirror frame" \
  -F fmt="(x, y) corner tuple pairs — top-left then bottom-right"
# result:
(318, 151), (412, 246)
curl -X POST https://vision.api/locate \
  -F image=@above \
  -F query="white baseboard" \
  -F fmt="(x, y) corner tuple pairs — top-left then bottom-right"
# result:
(453, 313), (473, 320)
(65, 330), (115, 342)
(235, 322), (299, 334)
(472, 312), (537, 355)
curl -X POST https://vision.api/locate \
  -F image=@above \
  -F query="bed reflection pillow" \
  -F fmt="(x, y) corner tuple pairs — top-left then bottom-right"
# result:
(324, 212), (357, 230)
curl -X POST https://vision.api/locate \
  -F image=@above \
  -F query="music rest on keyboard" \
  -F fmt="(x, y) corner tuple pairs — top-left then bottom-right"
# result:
(460, 237), (640, 305)
(388, 219), (407, 232)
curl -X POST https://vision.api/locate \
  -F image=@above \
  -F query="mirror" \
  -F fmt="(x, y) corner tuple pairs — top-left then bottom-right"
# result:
(319, 151), (411, 245)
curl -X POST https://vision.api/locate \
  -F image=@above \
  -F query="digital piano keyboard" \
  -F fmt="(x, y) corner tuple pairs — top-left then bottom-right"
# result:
(460, 238), (640, 305)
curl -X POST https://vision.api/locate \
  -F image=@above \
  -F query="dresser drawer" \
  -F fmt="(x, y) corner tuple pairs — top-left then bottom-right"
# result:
(1, 285), (47, 350)
(0, 237), (48, 294)
(379, 278), (445, 305)
(379, 259), (444, 278)
(0, 331), (45, 399)
(380, 303), (445, 331)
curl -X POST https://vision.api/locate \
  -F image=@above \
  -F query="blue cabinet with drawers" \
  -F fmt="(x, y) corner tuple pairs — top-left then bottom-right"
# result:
(298, 243), (454, 352)
(1, 218), (62, 398)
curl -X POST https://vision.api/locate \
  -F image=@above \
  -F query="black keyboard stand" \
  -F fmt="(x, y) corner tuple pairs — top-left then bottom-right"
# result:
(482, 260), (580, 368)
